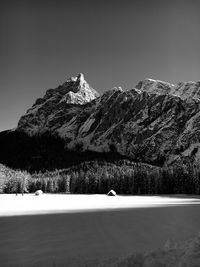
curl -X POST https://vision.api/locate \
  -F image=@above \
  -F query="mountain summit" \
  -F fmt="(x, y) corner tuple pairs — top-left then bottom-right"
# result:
(17, 73), (99, 135)
(136, 78), (200, 100)
(61, 73), (99, 103)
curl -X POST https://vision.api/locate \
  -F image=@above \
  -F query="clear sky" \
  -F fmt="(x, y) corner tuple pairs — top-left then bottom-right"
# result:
(1, 0), (200, 131)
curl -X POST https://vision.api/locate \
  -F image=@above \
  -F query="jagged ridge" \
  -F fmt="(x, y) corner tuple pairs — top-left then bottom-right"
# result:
(17, 73), (99, 135)
(136, 78), (200, 100)
(7, 75), (200, 166)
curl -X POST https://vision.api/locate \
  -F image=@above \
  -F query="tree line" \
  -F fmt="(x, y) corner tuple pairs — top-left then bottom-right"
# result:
(1, 160), (200, 195)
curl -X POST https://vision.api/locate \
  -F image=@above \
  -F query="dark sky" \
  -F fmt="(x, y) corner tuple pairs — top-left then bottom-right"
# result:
(1, 0), (200, 131)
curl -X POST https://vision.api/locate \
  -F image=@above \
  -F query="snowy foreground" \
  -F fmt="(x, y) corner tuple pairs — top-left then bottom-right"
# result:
(0, 193), (200, 216)
(0, 194), (200, 266)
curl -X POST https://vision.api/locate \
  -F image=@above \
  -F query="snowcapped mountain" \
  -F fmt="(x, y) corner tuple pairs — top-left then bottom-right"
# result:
(16, 74), (200, 166)
(17, 73), (99, 135)
(1, 73), (199, 168)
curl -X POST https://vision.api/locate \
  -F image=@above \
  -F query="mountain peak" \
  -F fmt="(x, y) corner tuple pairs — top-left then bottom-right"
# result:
(75, 73), (87, 88)
(77, 73), (84, 81)
(56, 73), (99, 102)
(65, 73), (85, 85)
(135, 78), (200, 100)
(17, 74), (100, 134)
(135, 79), (174, 95)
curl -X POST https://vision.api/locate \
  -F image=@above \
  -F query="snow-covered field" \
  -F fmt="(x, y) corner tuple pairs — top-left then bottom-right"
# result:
(0, 194), (200, 266)
(0, 194), (200, 216)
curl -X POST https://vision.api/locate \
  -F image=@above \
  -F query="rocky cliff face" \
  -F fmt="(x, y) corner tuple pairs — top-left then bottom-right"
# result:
(17, 73), (99, 135)
(17, 74), (200, 166)
(136, 78), (200, 100)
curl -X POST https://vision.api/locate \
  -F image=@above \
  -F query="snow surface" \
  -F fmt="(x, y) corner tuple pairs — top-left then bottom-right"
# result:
(1, 195), (200, 267)
(0, 194), (200, 217)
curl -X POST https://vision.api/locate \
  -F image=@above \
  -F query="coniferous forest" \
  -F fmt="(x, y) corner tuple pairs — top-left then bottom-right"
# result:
(1, 160), (200, 195)
(0, 130), (200, 195)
